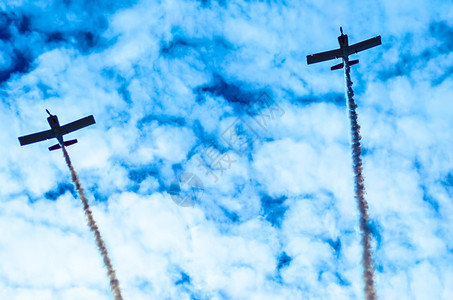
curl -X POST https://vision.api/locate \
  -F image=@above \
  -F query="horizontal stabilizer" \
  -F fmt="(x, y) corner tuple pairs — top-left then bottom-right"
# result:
(330, 62), (344, 71)
(64, 139), (78, 147)
(48, 139), (77, 151)
(330, 59), (359, 71)
(49, 144), (61, 151)
(350, 59), (359, 66)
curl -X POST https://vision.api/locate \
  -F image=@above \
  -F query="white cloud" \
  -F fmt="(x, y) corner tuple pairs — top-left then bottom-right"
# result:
(1, 0), (453, 299)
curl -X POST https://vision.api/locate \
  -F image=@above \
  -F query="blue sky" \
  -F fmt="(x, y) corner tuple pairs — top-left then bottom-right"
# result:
(1, 0), (453, 299)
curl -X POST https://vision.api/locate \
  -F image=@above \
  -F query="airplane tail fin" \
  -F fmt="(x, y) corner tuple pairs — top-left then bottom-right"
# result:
(330, 59), (359, 71)
(48, 139), (78, 151)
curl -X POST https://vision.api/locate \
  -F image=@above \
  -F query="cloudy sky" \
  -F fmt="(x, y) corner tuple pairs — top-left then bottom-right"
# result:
(1, 0), (452, 299)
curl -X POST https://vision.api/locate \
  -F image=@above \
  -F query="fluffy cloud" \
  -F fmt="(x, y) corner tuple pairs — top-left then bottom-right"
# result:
(0, 0), (452, 299)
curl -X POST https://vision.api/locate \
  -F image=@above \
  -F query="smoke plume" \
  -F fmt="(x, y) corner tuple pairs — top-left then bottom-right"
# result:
(62, 146), (123, 300)
(344, 61), (377, 300)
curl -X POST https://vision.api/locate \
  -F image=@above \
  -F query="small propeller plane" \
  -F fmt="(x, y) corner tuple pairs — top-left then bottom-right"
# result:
(306, 27), (381, 70)
(18, 110), (96, 151)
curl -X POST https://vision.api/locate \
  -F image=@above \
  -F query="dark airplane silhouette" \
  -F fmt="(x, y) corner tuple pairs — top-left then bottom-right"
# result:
(18, 110), (96, 151)
(307, 27), (381, 70)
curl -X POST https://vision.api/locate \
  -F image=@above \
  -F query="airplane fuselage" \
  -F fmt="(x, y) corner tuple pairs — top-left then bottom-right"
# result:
(47, 111), (65, 146)
(338, 33), (349, 59)
(333, 30), (360, 69)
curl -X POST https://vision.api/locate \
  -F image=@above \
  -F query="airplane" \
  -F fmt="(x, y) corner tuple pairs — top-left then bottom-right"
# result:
(18, 109), (96, 151)
(306, 27), (381, 70)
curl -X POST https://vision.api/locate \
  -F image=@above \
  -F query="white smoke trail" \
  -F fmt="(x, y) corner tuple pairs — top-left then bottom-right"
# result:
(344, 61), (377, 300)
(62, 146), (123, 300)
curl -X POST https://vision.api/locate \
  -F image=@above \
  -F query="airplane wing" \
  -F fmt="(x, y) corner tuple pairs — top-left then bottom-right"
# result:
(18, 129), (55, 146)
(347, 36), (382, 55)
(60, 115), (96, 135)
(307, 48), (342, 65)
